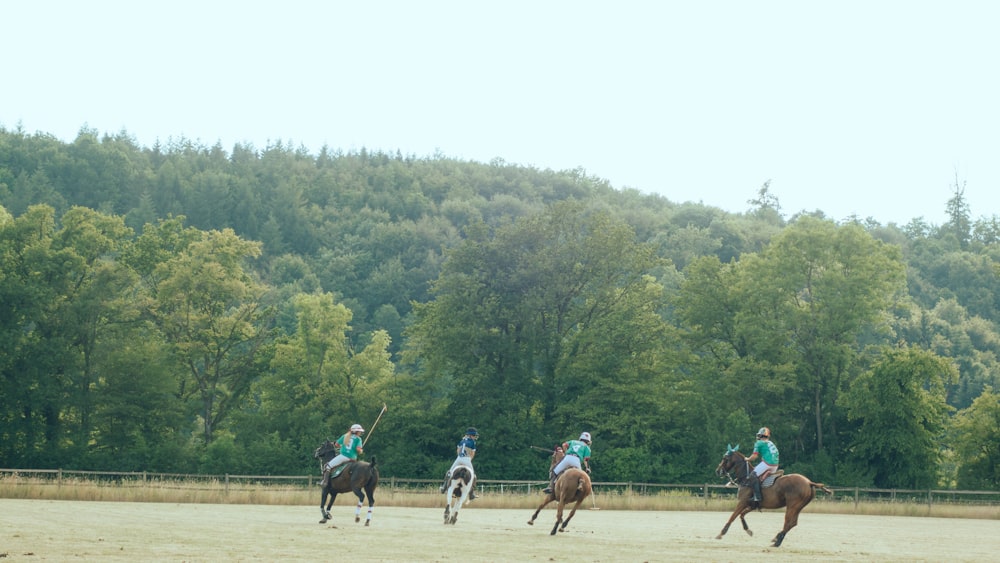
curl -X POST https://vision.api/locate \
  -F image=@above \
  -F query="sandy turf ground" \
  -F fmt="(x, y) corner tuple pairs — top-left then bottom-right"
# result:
(2, 498), (996, 562)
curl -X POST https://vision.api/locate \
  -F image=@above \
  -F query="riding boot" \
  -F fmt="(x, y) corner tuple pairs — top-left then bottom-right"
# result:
(468, 477), (477, 500)
(543, 473), (556, 495)
(320, 467), (331, 489)
(439, 471), (450, 493)
(749, 473), (762, 509)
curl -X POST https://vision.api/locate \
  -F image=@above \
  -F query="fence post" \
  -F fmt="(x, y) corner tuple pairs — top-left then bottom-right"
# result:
(225, 474), (230, 494)
(58, 468), (63, 491)
(927, 489), (932, 509)
(703, 484), (709, 506)
(854, 487), (859, 511)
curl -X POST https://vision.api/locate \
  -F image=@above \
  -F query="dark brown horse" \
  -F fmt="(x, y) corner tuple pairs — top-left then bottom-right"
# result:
(313, 439), (379, 525)
(528, 446), (593, 535)
(714, 444), (832, 547)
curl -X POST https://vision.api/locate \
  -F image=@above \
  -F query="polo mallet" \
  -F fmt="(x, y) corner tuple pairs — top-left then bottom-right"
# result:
(362, 403), (387, 447)
(588, 463), (600, 510)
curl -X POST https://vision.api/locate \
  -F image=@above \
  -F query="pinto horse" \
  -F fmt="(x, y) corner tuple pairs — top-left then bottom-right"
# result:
(527, 446), (592, 535)
(714, 444), (832, 547)
(313, 439), (379, 525)
(442, 464), (475, 525)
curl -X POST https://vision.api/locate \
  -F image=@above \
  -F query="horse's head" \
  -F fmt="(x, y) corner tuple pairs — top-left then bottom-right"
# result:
(715, 444), (743, 478)
(313, 439), (337, 463)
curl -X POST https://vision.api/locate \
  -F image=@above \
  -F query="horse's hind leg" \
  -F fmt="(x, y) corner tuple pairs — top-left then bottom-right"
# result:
(559, 499), (585, 532)
(771, 505), (802, 547)
(550, 502), (565, 535)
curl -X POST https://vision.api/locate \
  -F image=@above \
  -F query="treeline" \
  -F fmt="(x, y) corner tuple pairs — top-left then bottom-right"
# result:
(1, 126), (998, 491)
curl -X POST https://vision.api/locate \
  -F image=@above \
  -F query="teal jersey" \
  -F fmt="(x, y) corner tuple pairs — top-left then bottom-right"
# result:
(336, 434), (363, 460)
(752, 439), (779, 465)
(564, 440), (591, 460)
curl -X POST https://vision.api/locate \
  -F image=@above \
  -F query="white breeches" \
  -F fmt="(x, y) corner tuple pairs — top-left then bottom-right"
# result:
(553, 454), (582, 476)
(753, 461), (777, 478)
(325, 454), (351, 470)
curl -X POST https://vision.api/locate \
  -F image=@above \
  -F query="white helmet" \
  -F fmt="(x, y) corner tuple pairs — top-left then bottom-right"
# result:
(351, 424), (365, 433)
(579, 432), (592, 443)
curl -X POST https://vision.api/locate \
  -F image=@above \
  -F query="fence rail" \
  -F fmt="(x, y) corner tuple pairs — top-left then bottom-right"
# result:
(2, 468), (998, 507)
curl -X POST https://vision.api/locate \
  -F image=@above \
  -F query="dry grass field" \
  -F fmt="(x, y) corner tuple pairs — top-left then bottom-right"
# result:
(2, 497), (997, 562)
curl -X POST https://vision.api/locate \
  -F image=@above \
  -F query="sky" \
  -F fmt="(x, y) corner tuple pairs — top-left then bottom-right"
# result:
(3, 1), (999, 226)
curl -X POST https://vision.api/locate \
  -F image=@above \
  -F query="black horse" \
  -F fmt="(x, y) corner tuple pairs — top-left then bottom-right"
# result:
(312, 439), (379, 525)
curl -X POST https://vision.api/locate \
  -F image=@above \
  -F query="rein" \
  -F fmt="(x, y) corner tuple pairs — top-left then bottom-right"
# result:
(722, 455), (752, 487)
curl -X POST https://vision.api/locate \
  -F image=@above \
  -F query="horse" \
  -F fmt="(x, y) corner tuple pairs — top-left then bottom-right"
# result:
(714, 444), (832, 547)
(527, 445), (592, 535)
(442, 463), (475, 525)
(312, 439), (379, 526)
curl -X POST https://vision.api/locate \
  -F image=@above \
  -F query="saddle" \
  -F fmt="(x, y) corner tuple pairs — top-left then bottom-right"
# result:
(329, 462), (353, 479)
(762, 470), (784, 487)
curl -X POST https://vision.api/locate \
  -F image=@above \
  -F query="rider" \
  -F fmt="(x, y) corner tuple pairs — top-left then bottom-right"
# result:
(320, 423), (365, 488)
(440, 427), (479, 500)
(543, 432), (592, 494)
(745, 426), (779, 508)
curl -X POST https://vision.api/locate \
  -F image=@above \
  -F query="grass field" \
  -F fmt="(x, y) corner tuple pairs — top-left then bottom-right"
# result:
(2, 498), (998, 562)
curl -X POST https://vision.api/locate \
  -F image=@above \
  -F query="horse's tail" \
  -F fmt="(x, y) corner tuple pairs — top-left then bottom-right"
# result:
(810, 481), (833, 495)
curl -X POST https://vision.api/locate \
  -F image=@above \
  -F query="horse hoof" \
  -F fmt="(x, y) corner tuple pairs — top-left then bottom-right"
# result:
(527, 521), (534, 526)
(364, 521), (371, 527)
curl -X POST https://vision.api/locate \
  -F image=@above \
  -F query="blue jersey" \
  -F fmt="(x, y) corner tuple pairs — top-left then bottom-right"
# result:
(457, 437), (477, 457)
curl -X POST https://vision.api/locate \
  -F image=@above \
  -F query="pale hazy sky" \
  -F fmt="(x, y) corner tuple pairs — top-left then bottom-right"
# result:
(3, 1), (998, 225)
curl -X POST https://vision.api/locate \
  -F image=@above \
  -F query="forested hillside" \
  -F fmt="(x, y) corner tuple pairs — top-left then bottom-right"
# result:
(2, 126), (998, 490)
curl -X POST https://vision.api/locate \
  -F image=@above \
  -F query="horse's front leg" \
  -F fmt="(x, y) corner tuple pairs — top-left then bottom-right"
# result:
(319, 491), (335, 524)
(716, 504), (751, 540)
(739, 508), (754, 537)
(528, 497), (554, 525)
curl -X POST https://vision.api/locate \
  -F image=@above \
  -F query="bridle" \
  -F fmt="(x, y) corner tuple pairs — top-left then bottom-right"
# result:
(719, 452), (752, 487)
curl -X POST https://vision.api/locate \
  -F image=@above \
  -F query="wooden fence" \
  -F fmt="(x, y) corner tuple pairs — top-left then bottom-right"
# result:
(3, 468), (998, 508)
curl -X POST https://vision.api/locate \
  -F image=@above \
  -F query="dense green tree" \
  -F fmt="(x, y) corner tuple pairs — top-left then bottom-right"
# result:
(840, 347), (957, 488)
(234, 292), (393, 471)
(139, 224), (275, 444)
(407, 202), (666, 479)
(950, 387), (1000, 489)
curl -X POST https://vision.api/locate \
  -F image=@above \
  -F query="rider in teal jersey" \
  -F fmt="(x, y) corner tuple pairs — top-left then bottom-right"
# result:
(543, 432), (592, 494)
(744, 426), (779, 508)
(320, 423), (364, 488)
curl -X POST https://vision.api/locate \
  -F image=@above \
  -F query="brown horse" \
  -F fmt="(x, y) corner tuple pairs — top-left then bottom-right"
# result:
(714, 444), (832, 547)
(313, 439), (379, 525)
(527, 446), (593, 535)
